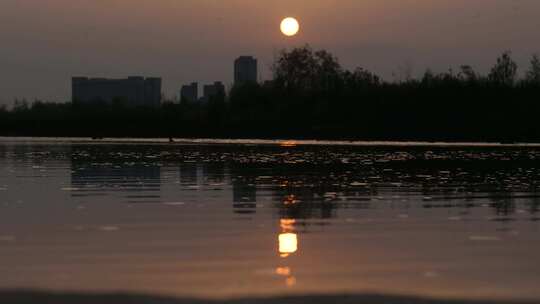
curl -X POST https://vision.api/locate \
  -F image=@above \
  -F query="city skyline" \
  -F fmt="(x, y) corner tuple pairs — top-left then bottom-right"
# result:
(1, 1), (540, 104)
(72, 76), (162, 106)
(69, 54), (259, 105)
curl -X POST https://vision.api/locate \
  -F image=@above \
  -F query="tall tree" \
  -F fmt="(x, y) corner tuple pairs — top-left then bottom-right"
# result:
(272, 45), (342, 91)
(525, 54), (540, 84)
(488, 51), (518, 86)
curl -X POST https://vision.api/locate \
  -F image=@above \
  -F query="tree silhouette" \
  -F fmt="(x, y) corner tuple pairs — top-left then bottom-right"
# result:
(459, 65), (478, 83)
(272, 45), (342, 91)
(343, 67), (380, 89)
(525, 54), (540, 84)
(488, 51), (518, 86)
(2, 47), (540, 142)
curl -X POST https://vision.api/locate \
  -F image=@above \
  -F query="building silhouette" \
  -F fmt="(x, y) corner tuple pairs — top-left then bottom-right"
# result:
(202, 81), (226, 102)
(180, 82), (198, 103)
(234, 56), (258, 85)
(72, 76), (161, 107)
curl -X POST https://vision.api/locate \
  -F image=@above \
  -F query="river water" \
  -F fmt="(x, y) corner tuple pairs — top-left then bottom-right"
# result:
(0, 140), (539, 301)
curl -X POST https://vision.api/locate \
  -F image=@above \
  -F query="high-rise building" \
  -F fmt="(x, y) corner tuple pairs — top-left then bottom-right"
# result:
(180, 82), (198, 103)
(72, 76), (161, 107)
(202, 81), (226, 102)
(234, 56), (258, 85)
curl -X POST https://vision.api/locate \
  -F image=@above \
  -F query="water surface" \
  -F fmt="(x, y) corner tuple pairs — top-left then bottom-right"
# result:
(0, 140), (539, 301)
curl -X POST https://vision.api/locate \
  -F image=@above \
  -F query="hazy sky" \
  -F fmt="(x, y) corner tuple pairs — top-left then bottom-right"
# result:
(1, 0), (540, 104)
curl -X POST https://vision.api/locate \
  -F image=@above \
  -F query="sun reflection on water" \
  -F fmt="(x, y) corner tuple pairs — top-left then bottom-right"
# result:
(283, 194), (300, 205)
(279, 219), (298, 257)
(275, 266), (291, 276)
(279, 233), (298, 257)
(279, 140), (298, 147)
(277, 219), (298, 287)
(280, 219), (296, 231)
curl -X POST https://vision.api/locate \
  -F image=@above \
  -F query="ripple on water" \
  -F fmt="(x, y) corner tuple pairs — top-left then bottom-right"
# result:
(469, 236), (502, 242)
(98, 226), (120, 232)
(0, 236), (16, 242)
(2, 142), (540, 299)
(163, 202), (186, 206)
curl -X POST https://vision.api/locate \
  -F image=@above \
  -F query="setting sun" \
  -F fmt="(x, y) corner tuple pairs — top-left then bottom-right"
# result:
(280, 17), (300, 37)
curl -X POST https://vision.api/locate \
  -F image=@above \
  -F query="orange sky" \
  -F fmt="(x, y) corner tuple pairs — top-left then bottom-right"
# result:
(1, 0), (539, 102)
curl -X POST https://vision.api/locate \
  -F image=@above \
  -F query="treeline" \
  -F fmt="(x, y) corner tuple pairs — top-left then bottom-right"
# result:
(1, 45), (540, 141)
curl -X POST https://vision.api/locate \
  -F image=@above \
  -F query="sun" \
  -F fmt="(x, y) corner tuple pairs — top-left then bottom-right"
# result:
(280, 17), (300, 37)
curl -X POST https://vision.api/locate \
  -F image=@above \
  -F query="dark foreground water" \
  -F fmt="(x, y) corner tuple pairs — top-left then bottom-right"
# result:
(0, 140), (539, 302)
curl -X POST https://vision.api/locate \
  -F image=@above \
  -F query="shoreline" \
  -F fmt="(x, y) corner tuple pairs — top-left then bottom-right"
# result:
(0, 290), (537, 304)
(2, 136), (540, 148)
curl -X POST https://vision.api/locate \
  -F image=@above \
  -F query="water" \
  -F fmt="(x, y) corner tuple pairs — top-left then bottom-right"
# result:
(0, 140), (539, 301)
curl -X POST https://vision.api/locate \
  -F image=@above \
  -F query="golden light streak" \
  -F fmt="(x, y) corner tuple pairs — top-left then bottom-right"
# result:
(279, 232), (298, 257)
(279, 140), (298, 147)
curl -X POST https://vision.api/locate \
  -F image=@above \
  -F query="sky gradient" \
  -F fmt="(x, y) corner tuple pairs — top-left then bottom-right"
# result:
(1, 0), (540, 104)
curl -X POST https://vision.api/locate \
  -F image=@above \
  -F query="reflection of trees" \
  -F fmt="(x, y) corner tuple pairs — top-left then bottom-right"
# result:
(202, 162), (225, 184)
(272, 176), (338, 220)
(0, 144), (6, 160)
(70, 145), (161, 203)
(7, 144), (70, 166)
(527, 192), (540, 216)
(489, 195), (516, 216)
(179, 162), (198, 185)
(223, 150), (540, 218)
(230, 164), (257, 214)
